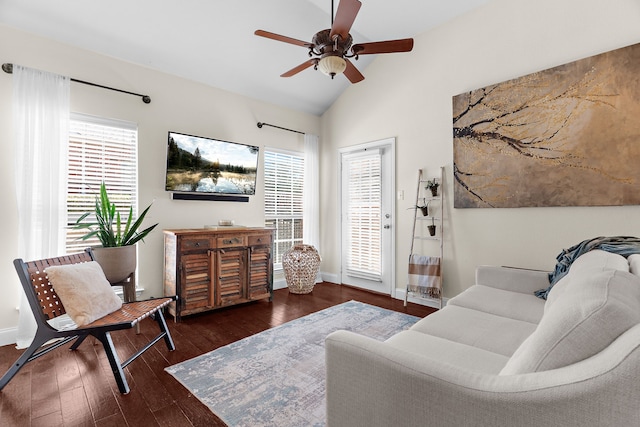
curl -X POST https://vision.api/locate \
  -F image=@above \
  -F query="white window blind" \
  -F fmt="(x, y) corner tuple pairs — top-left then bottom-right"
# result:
(264, 149), (304, 266)
(345, 150), (382, 281)
(65, 113), (138, 253)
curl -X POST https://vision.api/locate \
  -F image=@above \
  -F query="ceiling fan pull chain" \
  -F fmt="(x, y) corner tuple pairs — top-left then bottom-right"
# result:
(331, 0), (334, 26)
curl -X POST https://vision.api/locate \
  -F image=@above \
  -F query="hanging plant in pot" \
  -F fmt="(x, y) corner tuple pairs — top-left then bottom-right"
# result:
(426, 179), (439, 197)
(73, 182), (158, 284)
(428, 217), (437, 236)
(418, 204), (428, 216)
(410, 198), (431, 216)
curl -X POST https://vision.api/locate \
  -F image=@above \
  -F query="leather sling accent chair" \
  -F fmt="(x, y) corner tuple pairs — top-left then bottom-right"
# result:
(0, 251), (176, 394)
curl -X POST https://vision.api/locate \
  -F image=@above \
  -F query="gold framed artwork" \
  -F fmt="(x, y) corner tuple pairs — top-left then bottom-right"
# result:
(452, 42), (640, 208)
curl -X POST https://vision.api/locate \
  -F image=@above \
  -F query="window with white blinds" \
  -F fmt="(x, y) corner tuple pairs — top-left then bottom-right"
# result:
(345, 150), (382, 281)
(65, 113), (138, 254)
(264, 149), (304, 266)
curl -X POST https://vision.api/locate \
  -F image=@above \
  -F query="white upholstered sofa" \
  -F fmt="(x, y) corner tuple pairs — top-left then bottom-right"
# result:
(325, 250), (640, 427)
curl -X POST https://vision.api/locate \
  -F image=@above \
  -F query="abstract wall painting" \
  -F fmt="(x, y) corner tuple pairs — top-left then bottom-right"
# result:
(452, 42), (640, 208)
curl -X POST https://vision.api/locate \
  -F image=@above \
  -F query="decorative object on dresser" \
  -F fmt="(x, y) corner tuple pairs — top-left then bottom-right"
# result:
(282, 244), (322, 294)
(163, 227), (274, 321)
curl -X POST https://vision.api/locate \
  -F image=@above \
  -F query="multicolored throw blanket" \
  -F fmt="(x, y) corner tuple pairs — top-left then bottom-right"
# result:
(535, 236), (640, 299)
(408, 254), (441, 298)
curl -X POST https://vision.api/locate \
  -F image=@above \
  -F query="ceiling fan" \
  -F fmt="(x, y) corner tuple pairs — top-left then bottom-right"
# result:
(254, 0), (414, 83)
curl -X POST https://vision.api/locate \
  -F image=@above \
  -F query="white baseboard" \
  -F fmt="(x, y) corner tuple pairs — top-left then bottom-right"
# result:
(319, 272), (339, 284)
(273, 270), (334, 291)
(0, 327), (17, 348)
(278, 271), (447, 310)
(273, 277), (287, 290)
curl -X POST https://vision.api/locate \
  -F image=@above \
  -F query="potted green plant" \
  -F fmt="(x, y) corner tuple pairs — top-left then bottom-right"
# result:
(426, 179), (439, 197)
(73, 182), (158, 284)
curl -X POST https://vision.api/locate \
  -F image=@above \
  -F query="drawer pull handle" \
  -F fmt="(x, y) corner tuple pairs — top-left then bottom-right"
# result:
(223, 238), (241, 245)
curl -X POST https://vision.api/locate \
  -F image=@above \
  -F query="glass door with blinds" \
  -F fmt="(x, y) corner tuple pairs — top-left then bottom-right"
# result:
(340, 138), (395, 294)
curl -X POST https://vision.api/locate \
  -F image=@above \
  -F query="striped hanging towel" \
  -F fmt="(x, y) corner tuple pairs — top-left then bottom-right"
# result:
(408, 254), (441, 298)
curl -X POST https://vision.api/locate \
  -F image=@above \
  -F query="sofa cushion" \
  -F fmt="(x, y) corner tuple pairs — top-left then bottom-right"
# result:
(447, 285), (545, 324)
(410, 305), (537, 357)
(385, 330), (510, 374)
(500, 270), (640, 375)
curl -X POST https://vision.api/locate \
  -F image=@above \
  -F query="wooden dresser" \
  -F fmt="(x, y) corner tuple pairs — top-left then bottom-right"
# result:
(163, 227), (273, 321)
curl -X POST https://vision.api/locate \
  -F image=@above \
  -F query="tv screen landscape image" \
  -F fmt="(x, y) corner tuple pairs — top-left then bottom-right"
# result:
(166, 131), (259, 195)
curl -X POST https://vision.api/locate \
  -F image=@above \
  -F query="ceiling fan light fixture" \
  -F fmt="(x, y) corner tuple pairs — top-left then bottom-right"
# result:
(318, 55), (346, 78)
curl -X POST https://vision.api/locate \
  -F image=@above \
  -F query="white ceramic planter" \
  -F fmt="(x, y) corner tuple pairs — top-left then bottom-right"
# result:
(91, 245), (137, 284)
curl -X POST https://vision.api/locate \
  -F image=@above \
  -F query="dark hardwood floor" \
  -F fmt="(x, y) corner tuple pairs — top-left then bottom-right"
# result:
(0, 283), (435, 426)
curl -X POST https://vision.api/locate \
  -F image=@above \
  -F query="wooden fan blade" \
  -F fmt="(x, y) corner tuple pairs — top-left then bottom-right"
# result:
(281, 60), (316, 77)
(343, 59), (364, 83)
(330, 0), (362, 40)
(255, 30), (312, 48)
(352, 38), (414, 55)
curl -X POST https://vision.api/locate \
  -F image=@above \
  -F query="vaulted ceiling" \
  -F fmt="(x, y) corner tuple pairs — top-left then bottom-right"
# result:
(1, 0), (490, 115)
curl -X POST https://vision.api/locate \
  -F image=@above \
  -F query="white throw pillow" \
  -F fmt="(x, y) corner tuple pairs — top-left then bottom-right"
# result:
(501, 269), (640, 375)
(46, 261), (123, 327)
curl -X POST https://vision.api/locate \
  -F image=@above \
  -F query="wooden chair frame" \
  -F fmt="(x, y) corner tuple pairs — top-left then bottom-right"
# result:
(0, 252), (176, 394)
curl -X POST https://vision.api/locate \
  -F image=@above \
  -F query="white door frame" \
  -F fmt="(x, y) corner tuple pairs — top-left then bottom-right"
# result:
(338, 137), (396, 295)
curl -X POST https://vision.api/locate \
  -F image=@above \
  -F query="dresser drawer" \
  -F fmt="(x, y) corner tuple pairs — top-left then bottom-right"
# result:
(248, 233), (272, 247)
(217, 235), (246, 248)
(180, 236), (212, 251)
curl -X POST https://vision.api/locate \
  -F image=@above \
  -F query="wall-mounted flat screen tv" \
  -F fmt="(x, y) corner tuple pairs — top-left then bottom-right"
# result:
(165, 131), (259, 196)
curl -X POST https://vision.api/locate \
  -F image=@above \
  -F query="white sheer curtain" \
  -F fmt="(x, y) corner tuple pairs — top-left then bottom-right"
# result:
(13, 65), (70, 349)
(303, 133), (322, 282)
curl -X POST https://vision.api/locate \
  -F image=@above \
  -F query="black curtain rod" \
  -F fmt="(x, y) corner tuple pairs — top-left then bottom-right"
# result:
(256, 122), (304, 135)
(2, 63), (151, 104)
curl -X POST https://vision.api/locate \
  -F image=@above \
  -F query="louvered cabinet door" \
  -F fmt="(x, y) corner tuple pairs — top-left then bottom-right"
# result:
(180, 252), (213, 313)
(214, 248), (246, 307)
(248, 245), (272, 301)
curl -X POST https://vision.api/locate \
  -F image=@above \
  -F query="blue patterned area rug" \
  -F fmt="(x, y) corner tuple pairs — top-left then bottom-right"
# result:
(165, 300), (419, 427)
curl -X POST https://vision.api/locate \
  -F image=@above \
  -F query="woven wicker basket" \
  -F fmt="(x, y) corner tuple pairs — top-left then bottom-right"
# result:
(282, 244), (321, 294)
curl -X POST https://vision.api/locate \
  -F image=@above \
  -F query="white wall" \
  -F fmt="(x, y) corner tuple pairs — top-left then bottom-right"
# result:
(3, 0), (640, 343)
(0, 25), (320, 342)
(320, 0), (640, 298)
